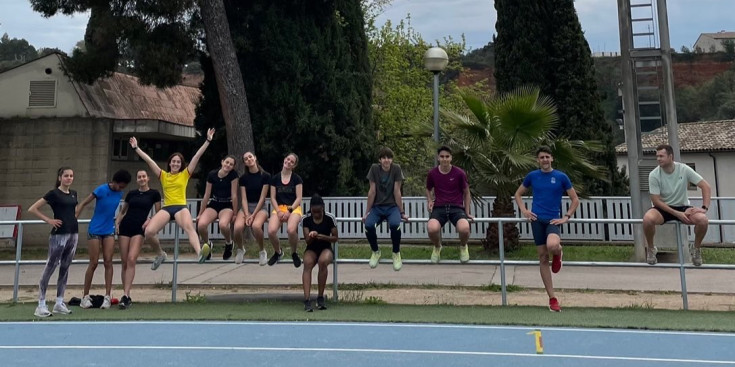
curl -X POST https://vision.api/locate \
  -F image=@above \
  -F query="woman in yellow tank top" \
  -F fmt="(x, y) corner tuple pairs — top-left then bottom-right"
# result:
(129, 128), (215, 263)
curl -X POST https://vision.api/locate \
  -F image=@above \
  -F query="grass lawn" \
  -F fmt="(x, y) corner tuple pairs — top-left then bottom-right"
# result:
(3, 301), (735, 332)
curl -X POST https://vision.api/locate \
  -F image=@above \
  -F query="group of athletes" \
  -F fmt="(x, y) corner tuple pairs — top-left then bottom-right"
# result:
(27, 125), (709, 317)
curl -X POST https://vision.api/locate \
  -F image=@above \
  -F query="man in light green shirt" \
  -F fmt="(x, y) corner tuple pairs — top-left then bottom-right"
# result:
(642, 144), (711, 266)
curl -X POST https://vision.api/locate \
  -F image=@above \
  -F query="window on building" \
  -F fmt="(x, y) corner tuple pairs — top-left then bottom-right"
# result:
(112, 137), (131, 161)
(686, 163), (697, 190)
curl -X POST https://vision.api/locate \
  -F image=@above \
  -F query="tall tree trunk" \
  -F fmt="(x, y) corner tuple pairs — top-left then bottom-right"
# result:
(199, 0), (254, 160)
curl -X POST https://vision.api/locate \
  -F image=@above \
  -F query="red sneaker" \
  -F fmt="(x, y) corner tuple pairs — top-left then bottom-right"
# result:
(551, 252), (563, 273)
(549, 297), (561, 312)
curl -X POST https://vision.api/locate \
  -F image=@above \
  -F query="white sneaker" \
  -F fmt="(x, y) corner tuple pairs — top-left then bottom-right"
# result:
(235, 248), (245, 264)
(80, 295), (93, 309)
(258, 250), (268, 266)
(151, 251), (168, 270)
(369, 250), (381, 269)
(53, 302), (72, 315)
(100, 295), (111, 309)
(34, 304), (52, 318)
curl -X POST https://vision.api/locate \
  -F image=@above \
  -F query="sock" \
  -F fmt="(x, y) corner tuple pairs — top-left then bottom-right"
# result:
(56, 296), (64, 305)
(38, 299), (46, 307)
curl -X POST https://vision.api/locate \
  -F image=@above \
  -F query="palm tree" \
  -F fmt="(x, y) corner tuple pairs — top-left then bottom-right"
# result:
(441, 87), (606, 252)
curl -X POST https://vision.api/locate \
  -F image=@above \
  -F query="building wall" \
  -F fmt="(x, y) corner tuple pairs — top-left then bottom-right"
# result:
(0, 54), (88, 119)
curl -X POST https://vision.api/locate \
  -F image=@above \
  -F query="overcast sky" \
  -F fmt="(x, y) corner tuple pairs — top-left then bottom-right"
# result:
(0, 0), (732, 54)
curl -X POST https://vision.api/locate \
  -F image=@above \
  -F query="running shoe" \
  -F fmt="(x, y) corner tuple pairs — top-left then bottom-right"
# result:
(223, 242), (234, 261)
(292, 252), (302, 268)
(100, 295), (111, 309)
(52, 302), (72, 314)
(392, 252), (402, 271)
(369, 250), (381, 269)
(119, 295), (132, 310)
(691, 246), (703, 267)
(551, 251), (563, 273)
(316, 296), (327, 310)
(151, 251), (168, 270)
(80, 295), (93, 309)
(646, 246), (658, 265)
(549, 297), (561, 312)
(258, 250), (268, 266)
(268, 251), (283, 266)
(206, 240), (213, 260)
(198, 242), (211, 264)
(459, 245), (470, 263)
(430, 246), (442, 264)
(34, 304), (52, 318)
(235, 248), (245, 264)
(304, 299), (313, 312)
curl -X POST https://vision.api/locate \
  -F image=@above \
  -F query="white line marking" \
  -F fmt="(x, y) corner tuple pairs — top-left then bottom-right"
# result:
(5, 321), (735, 338)
(0, 345), (732, 364)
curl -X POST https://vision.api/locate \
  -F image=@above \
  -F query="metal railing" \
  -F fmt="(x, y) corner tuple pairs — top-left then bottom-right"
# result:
(3, 217), (735, 310)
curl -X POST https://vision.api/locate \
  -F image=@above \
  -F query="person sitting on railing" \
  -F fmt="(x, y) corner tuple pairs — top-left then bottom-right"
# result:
(28, 167), (78, 318)
(301, 194), (338, 312)
(362, 147), (409, 271)
(426, 146), (474, 264)
(129, 128), (215, 264)
(196, 155), (239, 261)
(233, 151), (271, 265)
(75, 169), (131, 310)
(267, 152), (304, 267)
(514, 146), (579, 312)
(642, 144), (711, 266)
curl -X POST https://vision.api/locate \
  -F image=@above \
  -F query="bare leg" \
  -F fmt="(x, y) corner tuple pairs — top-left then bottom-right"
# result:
(101, 236), (115, 296)
(642, 208), (664, 248)
(317, 250), (333, 297)
(83, 238), (101, 296)
(537, 245), (554, 299)
(175, 209), (202, 254)
(123, 235), (144, 297)
(287, 213), (302, 254)
(252, 211), (268, 251)
(267, 212), (282, 254)
(302, 250), (317, 300)
(427, 219), (442, 248)
(218, 209), (234, 243)
(197, 208), (219, 244)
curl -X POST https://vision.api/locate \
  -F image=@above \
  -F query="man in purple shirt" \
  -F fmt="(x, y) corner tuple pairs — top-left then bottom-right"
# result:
(425, 146), (474, 263)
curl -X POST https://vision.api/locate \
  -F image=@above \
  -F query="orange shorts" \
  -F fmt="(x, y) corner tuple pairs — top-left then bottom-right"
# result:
(272, 204), (303, 216)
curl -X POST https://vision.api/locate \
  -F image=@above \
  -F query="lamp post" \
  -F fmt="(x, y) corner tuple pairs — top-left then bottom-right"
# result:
(424, 47), (449, 149)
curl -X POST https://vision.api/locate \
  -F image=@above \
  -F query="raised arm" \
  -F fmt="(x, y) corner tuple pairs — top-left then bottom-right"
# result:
(130, 137), (162, 177)
(187, 128), (215, 174)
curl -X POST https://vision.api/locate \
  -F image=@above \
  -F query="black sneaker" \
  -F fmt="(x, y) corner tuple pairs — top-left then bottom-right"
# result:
(206, 241), (213, 260)
(292, 252), (302, 268)
(223, 243), (233, 260)
(304, 299), (313, 312)
(316, 296), (327, 310)
(268, 251), (283, 266)
(119, 295), (132, 310)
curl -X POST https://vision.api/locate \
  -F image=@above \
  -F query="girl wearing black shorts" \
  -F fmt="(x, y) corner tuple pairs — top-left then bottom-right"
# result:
(28, 167), (78, 317)
(196, 155), (239, 260)
(115, 170), (164, 309)
(301, 194), (338, 312)
(233, 152), (271, 265)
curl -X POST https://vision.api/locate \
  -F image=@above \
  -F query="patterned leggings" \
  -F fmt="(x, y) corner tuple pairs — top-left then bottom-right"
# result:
(39, 234), (78, 303)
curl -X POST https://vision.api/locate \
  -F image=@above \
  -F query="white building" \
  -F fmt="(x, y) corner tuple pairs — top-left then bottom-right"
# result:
(693, 31), (735, 53)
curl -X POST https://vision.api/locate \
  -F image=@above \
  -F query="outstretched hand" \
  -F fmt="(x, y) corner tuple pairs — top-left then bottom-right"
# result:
(129, 136), (138, 148)
(206, 128), (215, 141)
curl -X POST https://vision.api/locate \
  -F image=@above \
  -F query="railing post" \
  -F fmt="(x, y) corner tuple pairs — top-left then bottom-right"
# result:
(675, 221), (689, 310)
(12, 223), (23, 303)
(498, 218), (507, 306)
(172, 224), (180, 303)
(333, 241), (339, 303)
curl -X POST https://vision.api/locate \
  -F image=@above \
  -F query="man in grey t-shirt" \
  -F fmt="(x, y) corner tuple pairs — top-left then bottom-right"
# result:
(362, 147), (408, 271)
(643, 144), (711, 266)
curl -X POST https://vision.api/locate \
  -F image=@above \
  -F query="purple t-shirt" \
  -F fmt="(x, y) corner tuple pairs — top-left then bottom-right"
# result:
(426, 166), (469, 207)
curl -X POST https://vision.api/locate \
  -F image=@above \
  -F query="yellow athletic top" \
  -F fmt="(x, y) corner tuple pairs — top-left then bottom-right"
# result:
(160, 169), (190, 206)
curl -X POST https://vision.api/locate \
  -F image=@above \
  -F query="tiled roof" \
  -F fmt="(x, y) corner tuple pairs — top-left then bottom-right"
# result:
(615, 119), (735, 153)
(73, 71), (201, 126)
(702, 31), (735, 39)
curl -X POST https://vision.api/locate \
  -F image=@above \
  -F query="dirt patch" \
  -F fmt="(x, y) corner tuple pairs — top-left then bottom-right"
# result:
(4, 285), (733, 311)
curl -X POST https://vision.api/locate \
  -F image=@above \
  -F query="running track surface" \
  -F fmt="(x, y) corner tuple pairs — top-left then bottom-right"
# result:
(1, 321), (734, 366)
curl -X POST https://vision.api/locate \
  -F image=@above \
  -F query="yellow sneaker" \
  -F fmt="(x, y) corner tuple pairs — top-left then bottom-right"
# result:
(369, 250), (381, 269)
(430, 246), (442, 264)
(459, 245), (470, 263)
(392, 252), (402, 271)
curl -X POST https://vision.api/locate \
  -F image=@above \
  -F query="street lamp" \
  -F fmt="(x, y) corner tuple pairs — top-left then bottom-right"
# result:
(424, 47), (449, 148)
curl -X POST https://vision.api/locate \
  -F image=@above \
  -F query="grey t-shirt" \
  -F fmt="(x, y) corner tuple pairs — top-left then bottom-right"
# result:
(367, 163), (404, 206)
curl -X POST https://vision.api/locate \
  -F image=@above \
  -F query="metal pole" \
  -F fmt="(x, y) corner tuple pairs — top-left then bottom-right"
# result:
(674, 222), (689, 310)
(498, 219), (507, 306)
(433, 71), (440, 145)
(617, 0), (647, 262)
(12, 223), (23, 303)
(172, 225), (180, 303)
(333, 241), (339, 303)
(656, 0), (681, 161)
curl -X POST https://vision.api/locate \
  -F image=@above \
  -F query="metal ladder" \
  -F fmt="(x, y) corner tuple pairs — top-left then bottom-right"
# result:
(628, 0), (664, 132)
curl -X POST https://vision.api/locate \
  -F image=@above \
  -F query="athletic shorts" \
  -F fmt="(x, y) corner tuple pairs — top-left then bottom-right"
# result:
(305, 243), (333, 259)
(272, 204), (303, 216)
(207, 200), (234, 213)
(162, 205), (187, 218)
(87, 232), (114, 241)
(651, 206), (691, 223)
(244, 202), (267, 215)
(530, 219), (561, 246)
(118, 219), (145, 237)
(429, 205), (467, 227)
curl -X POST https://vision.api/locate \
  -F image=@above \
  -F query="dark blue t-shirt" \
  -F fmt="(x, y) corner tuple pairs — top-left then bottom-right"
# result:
(522, 169), (572, 220)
